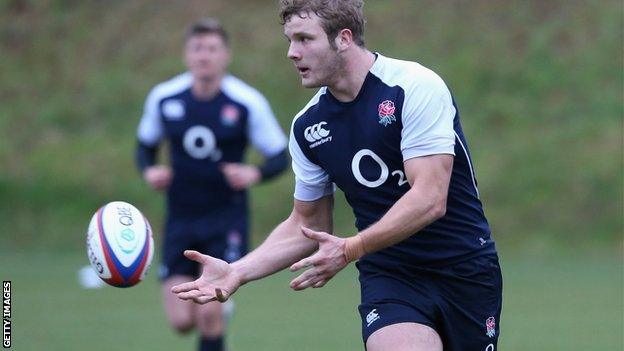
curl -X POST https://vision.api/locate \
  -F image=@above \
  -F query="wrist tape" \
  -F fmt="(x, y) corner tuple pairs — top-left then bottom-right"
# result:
(344, 235), (367, 262)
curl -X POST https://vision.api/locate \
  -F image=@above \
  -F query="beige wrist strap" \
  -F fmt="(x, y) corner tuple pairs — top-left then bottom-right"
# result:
(344, 235), (367, 262)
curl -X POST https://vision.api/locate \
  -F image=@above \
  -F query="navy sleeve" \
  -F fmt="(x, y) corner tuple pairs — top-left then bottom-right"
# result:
(259, 149), (289, 181)
(136, 141), (158, 174)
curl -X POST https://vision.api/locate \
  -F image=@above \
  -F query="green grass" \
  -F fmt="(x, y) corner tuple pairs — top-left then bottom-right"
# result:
(3, 251), (622, 351)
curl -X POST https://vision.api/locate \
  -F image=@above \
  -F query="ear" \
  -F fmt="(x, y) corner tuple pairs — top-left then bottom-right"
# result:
(334, 28), (353, 52)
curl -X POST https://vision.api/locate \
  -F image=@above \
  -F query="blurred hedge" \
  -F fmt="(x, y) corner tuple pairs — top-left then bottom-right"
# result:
(0, 0), (622, 255)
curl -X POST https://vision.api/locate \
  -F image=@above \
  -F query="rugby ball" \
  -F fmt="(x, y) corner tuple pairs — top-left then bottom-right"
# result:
(86, 201), (154, 288)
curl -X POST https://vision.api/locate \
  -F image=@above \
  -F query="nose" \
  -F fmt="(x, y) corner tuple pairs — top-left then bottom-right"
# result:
(287, 42), (300, 61)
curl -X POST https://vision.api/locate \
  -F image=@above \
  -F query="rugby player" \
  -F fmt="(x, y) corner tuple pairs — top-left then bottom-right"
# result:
(172, 3), (502, 350)
(136, 18), (288, 351)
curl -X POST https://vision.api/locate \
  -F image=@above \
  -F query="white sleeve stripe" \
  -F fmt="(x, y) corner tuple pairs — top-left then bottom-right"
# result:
(454, 132), (480, 198)
(402, 147), (455, 161)
(137, 73), (192, 145)
(288, 130), (330, 184)
(370, 54), (458, 171)
(402, 132), (456, 159)
(293, 180), (334, 201)
(221, 75), (287, 156)
(288, 91), (333, 201)
(293, 88), (327, 121)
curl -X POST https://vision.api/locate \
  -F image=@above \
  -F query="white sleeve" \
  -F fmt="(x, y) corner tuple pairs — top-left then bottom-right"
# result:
(137, 88), (163, 146)
(288, 126), (334, 201)
(248, 95), (288, 157)
(400, 74), (456, 161)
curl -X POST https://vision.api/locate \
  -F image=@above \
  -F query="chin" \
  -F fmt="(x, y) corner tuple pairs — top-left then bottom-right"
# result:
(301, 78), (322, 89)
(194, 72), (217, 81)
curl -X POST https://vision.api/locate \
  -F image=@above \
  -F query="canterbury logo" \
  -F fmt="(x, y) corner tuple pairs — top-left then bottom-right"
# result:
(304, 122), (330, 142)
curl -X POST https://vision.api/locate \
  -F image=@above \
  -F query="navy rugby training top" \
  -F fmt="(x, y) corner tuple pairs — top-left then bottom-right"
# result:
(289, 53), (496, 268)
(137, 73), (287, 217)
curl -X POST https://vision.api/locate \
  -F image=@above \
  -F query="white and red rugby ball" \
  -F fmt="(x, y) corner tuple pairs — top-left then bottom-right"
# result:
(86, 201), (154, 288)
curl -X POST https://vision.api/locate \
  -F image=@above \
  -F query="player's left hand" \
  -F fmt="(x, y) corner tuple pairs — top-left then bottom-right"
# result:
(220, 163), (261, 190)
(289, 227), (348, 291)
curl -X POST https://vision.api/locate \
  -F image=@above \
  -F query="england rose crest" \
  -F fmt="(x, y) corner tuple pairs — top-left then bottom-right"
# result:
(486, 316), (496, 338)
(220, 104), (240, 126)
(378, 100), (396, 126)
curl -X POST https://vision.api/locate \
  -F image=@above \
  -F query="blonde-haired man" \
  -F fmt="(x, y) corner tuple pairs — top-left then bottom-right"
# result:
(173, 3), (502, 350)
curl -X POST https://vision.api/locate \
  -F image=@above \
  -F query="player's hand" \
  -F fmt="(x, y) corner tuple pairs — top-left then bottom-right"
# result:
(171, 250), (242, 304)
(143, 165), (172, 191)
(289, 227), (348, 291)
(220, 163), (261, 190)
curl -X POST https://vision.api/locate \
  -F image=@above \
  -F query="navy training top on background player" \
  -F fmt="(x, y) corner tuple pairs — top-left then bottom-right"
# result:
(137, 72), (288, 217)
(289, 54), (495, 267)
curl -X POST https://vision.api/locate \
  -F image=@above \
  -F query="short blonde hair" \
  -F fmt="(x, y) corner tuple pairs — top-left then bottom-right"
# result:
(279, 0), (366, 47)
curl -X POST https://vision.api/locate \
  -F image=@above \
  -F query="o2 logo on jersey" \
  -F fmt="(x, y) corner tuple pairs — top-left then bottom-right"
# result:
(162, 99), (185, 120)
(183, 126), (222, 161)
(351, 149), (408, 188)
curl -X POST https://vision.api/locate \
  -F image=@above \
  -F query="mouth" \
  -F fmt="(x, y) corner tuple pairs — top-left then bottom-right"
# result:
(296, 66), (310, 76)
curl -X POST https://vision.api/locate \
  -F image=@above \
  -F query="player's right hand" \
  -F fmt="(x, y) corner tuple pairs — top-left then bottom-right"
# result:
(171, 250), (242, 304)
(143, 165), (172, 191)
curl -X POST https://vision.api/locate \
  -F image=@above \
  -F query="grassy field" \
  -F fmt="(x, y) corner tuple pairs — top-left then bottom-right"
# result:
(3, 251), (622, 351)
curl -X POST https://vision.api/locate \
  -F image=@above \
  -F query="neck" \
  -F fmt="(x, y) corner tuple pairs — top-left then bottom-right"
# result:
(327, 48), (376, 102)
(192, 75), (223, 99)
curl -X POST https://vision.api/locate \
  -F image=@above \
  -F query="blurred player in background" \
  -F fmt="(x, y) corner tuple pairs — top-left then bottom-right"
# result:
(135, 18), (288, 351)
(171, 2), (502, 351)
